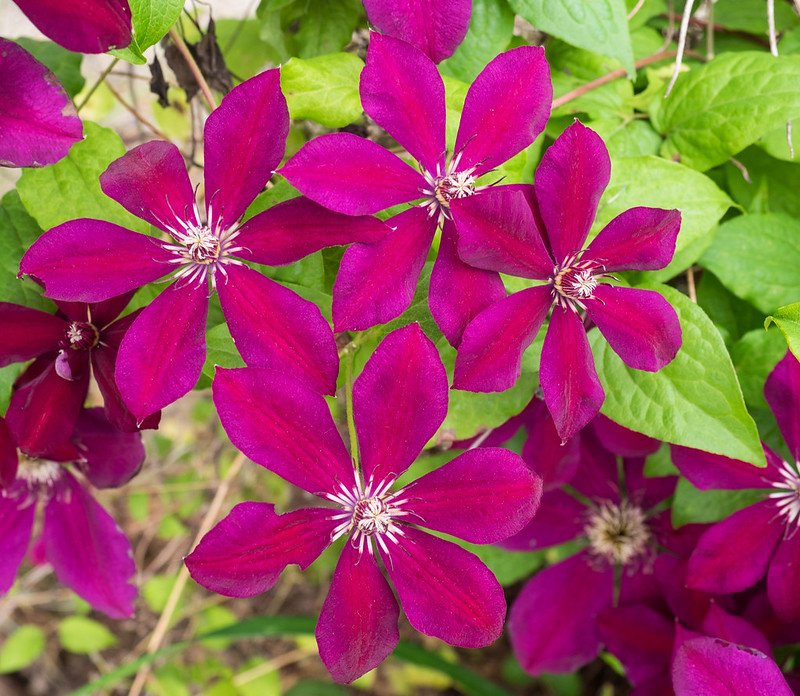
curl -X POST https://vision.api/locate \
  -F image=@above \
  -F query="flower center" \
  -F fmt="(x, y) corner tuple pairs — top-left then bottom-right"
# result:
(64, 321), (99, 351)
(420, 151), (482, 223)
(185, 226), (221, 264)
(352, 497), (393, 536)
(551, 252), (605, 312)
(768, 459), (800, 531)
(5, 457), (64, 504)
(584, 501), (650, 566)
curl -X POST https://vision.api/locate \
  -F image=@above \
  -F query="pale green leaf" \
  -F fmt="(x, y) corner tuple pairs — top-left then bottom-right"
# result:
(110, 0), (185, 64)
(672, 479), (762, 526)
(58, 616), (118, 654)
(766, 302), (800, 363)
(589, 285), (765, 467)
(731, 328), (787, 410)
(0, 625), (45, 673)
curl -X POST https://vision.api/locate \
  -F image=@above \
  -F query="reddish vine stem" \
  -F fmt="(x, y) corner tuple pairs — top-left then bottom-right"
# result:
(168, 27), (217, 112)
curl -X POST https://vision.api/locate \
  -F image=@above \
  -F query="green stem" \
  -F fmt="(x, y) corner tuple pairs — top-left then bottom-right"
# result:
(345, 343), (360, 473)
(76, 58), (118, 113)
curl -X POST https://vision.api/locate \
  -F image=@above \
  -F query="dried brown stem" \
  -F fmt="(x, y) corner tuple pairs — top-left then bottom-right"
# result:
(168, 27), (217, 112)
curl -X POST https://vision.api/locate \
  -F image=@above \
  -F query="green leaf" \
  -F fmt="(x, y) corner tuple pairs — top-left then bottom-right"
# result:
(643, 442), (679, 477)
(700, 213), (800, 314)
(17, 122), (150, 234)
(459, 543), (544, 586)
(766, 302), (800, 363)
(714, 0), (799, 34)
(0, 625), (45, 673)
(0, 364), (23, 416)
(589, 285), (765, 467)
(284, 681), (348, 696)
(294, 0), (363, 58)
(0, 191), (52, 311)
(672, 479), (763, 526)
(110, 0), (185, 64)
(509, 0), (634, 76)
(591, 156), (733, 282)
(725, 147), (800, 218)
(590, 118), (662, 159)
(731, 328), (787, 410)
(439, 0), (515, 83)
(654, 52), (800, 171)
(215, 19), (273, 79)
(696, 271), (763, 346)
(14, 38), (84, 97)
(58, 616), (118, 654)
(280, 53), (363, 128)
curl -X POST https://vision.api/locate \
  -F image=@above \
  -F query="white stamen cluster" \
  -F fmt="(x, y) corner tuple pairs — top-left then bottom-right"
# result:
(324, 475), (413, 557)
(584, 501), (650, 566)
(551, 252), (605, 312)
(65, 321), (99, 350)
(420, 151), (483, 223)
(10, 458), (64, 504)
(768, 459), (800, 531)
(157, 199), (248, 291)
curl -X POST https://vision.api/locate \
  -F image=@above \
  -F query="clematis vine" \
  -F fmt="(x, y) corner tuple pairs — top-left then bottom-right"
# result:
(0, 408), (142, 618)
(672, 350), (800, 624)
(0, 292), (159, 457)
(452, 120), (683, 441)
(185, 324), (542, 683)
(280, 32), (552, 345)
(20, 68), (388, 422)
(0, 37), (83, 168)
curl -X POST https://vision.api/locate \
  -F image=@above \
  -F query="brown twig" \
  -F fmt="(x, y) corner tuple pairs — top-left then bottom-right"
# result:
(104, 79), (174, 142)
(686, 266), (697, 303)
(76, 58), (118, 113)
(168, 27), (217, 112)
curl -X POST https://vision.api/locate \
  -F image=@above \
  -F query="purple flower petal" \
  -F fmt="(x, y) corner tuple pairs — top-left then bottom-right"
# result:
(451, 187), (553, 279)
(402, 447), (542, 543)
(655, 556), (716, 629)
(363, 0), (471, 64)
(510, 552), (613, 674)
(520, 398), (581, 489)
(587, 207), (681, 272)
(115, 281), (207, 422)
(0, 303), (65, 367)
(767, 531), (800, 623)
(765, 351), (800, 463)
(429, 219), (506, 346)
(585, 285), (681, 372)
(12, 0), (131, 53)
(236, 196), (389, 266)
(354, 324), (447, 483)
(497, 489), (585, 551)
(0, 493), (33, 593)
(360, 32), (445, 175)
(0, 418), (18, 488)
(317, 541), (399, 684)
(453, 285), (551, 392)
(100, 141), (199, 233)
(687, 500), (783, 594)
(456, 46), (552, 176)
(72, 408), (144, 489)
(0, 38), (82, 168)
(43, 472), (136, 618)
(186, 503), (336, 597)
(671, 444), (780, 490)
(20, 219), (172, 302)
(6, 358), (88, 457)
(204, 69), (288, 228)
(540, 308), (604, 443)
(592, 414), (660, 458)
(213, 367), (354, 495)
(218, 265), (338, 395)
(701, 603), (772, 655)
(535, 121), (610, 261)
(672, 636), (793, 696)
(280, 133), (427, 215)
(332, 206), (435, 332)
(381, 526), (505, 647)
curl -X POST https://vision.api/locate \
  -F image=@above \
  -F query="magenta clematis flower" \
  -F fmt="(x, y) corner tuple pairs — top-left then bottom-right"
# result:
(0, 293), (159, 457)
(0, 408), (141, 617)
(451, 120), (682, 442)
(20, 69), (387, 422)
(672, 350), (800, 623)
(185, 324), (542, 683)
(362, 0), (471, 63)
(0, 38), (83, 168)
(280, 32), (552, 345)
(12, 0), (131, 54)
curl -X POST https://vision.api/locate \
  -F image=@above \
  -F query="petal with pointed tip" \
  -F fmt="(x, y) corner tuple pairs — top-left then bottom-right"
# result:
(403, 447), (542, 543)
(585, 285), (681, 372)
(521, 399), (582, 490)
(72, 408), (144, 489)
(765, 351), (800, 463)
(20, 220), (172, 302)
(115, 281), (207, 422)
(100, 141), (198, 233)
(354, 324), (447, 484)
(363, 0), (470, 64)
(701, 603), (772, 655)
(317, 541), (399, 683)
(456, 46), (552, 176)
(0, 494), (33, 593)
(280, 133), (426, 215)
(218, 265), (338, 395)
(0, 303), (65, 367)
(43, 472), (136, 618)
(186, 503), (336, 597)
(0, 38), (83, 167)
(535, 121), (610, 261)
(333, 206), (435, 332)
(453, 285), (551, 392)
(213, 367), (354, 495)
(237, 196), (389, 266)
(381, 527), (505, 647)
(429, 218), (506, 346)
(670, 444), (779, 490)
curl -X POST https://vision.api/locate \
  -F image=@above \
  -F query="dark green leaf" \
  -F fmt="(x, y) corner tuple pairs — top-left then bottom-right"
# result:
(696, 271), (763, 346)
(672, 479), (763, 526)
(725, 147), (800, 218)
(714, 0), (798, 34)
(294, 0), (363, 58)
